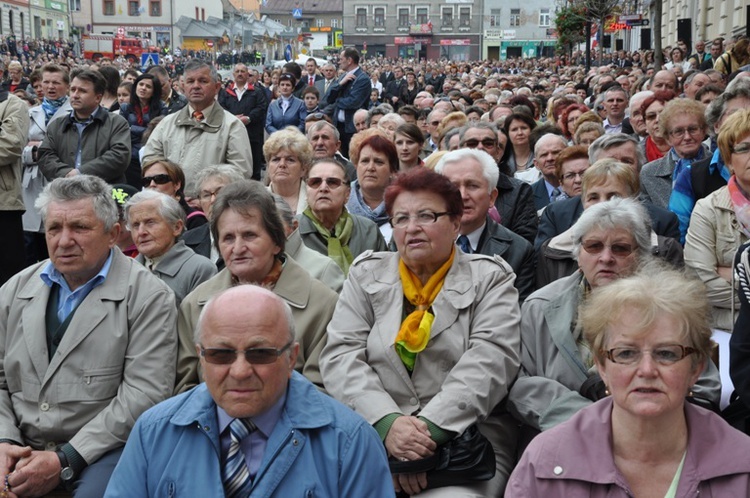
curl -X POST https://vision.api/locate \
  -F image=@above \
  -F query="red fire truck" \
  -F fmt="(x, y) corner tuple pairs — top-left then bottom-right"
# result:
(82, 35), (152, 62)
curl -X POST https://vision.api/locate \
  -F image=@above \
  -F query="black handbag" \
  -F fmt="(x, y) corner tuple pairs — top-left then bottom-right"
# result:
(388, 424), (496, 489)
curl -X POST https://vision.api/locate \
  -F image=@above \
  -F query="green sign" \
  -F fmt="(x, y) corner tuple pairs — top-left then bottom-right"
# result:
(46, 0), (67, 12)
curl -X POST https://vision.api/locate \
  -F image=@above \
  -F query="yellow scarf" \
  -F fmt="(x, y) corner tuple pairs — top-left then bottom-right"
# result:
(395, 248), (456, 370)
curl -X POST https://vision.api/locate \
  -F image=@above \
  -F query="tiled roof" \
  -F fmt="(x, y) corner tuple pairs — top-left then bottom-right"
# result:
(261, 0), (343, 14)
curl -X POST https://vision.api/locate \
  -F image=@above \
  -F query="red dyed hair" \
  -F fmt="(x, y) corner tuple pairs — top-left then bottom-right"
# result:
(384, 168), (463, 220)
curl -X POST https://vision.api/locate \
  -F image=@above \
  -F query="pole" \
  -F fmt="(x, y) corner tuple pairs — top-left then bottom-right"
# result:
(585, 20), (591, 71)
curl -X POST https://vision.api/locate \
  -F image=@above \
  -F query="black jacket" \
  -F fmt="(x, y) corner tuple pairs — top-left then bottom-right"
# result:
(475, 218), (536, 302)
(218, 83), (269, 143)
(494, 174), (538, 245)
(534, 195), (681, 251)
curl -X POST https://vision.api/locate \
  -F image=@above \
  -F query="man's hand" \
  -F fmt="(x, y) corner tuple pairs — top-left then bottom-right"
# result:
(7, 450), (61, 498)
(340, 72), (356, 86)
(65, 169), (79, 178)
(237, 114), (249, 125)
(0, 444), (31, 483)
(384, 416), (436, 461)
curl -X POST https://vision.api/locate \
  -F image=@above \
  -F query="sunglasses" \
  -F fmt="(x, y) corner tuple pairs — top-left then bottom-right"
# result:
(199, 340), (294, 365)
(142, 174), (172, 187)
(464, 138), (498, 148)
(306, 177), (349, 189)
(581, 240), (634, 257)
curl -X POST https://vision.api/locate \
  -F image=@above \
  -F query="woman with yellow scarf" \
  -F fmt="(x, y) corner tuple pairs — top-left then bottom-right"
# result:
(298, 159), (387, 275)
(320, 168), (522, 497)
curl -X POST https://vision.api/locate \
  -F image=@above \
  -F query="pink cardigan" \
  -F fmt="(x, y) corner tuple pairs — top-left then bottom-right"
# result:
(507, 397), (750, 497)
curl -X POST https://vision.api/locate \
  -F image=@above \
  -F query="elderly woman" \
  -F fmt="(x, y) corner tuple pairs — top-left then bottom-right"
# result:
(377, 112), (406, 140)
(640, 98), (709, 209)
(573, 121), (605, 147)
(174, 180), (339, 393)
(537, 160), (683, 288)
(560, 103), (589, 143)
(181, 164), (245, 263)
(508, 199), (720, 438)
(1, 61), (29, 93)
(321, 167), (521, 496)
(394, 123), (425, 171)
(685, 108), (750, 331)
(125, 190), (216, 305)
(508, 268), (750, 496)
(503, 112), (537, 174)
(298, 159), (387, 275)
(640, 90), (676, 164)
(142, 158), (207, 230)
(265, 73), (306, 134)
(263, 127), (313, 214)
(346, 128), (399, 241)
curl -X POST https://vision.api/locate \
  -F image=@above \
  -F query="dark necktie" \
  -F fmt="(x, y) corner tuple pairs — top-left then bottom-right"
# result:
(222, 418), (257, 498)
(457, 235), (472, 254)
(551, 187), (561, 202)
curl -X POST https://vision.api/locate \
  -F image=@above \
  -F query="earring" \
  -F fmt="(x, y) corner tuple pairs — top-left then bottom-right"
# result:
(605, 387), (610, 396)
(688, 390), (694, 398)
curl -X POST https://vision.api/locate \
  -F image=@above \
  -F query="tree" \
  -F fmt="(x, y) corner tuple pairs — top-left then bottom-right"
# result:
(566, 0), (623, 66)
(555, 4), (588, 59)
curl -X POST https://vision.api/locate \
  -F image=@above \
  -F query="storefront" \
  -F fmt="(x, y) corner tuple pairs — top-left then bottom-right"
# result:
(393, 36), (430, 60)
(29, 0), (67, 39)
(500, 40), (556, 59)
(439, 39), (471, 61)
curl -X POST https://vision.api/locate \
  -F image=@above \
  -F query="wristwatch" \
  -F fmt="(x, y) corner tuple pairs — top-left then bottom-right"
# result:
(55, 450), (75, 488)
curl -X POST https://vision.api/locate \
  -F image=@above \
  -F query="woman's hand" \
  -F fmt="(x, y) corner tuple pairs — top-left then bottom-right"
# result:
(717, 265), (733, 282)
(384, 416), (436, 461)
(393, 471), (428, 496)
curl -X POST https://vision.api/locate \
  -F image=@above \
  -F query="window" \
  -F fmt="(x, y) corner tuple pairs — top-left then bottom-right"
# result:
(398, 8), (409, 27)
(374, 7), (385, 27)
(441, 7), (452, 26)
(104, 0), (114, 15)
(331, 18), (339, 28)
(539, 8), (550, 27)
(510, 8), (521, 26)
(128, 0), (139, 16)
(416, 7), (428, 24)
(356, 7), (367, 27)
(459, 7), (470, 26)
(150, 0), (161, 16)
(490, 8), (500, 27)
(69, 0), (81, 11)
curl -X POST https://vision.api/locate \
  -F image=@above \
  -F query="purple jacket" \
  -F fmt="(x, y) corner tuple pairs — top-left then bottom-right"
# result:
(507, 398), (750, 497)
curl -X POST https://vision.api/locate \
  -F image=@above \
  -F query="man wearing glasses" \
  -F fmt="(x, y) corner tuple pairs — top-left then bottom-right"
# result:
(105, 286), (393, 498)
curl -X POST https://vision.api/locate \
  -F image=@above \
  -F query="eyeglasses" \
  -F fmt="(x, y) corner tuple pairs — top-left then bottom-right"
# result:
(199, 340), (294, 365)
(562, 171), (587, 181)
(464, 138), (498, 148)
(668, 125), (703, 139)
(306, 177), (349, 189)
(142, 174), (172, 187)
(645, 112), (660, 121)
(604, 345), (697, 366)
(199, 187), (223, 201)
(389, 211), (450, 228)
(581, 239), (634, 257)
(731, 142), (750, 155)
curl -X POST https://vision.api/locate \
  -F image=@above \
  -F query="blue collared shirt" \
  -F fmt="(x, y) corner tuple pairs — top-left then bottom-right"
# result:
(40, 249), (114, 323)
(218, 390), (287, 477)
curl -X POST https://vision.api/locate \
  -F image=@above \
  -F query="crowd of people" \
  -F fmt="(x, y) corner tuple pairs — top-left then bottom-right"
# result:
(1, 32), (750, 497)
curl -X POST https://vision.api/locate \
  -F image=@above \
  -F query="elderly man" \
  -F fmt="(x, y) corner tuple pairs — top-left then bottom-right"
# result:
(0, 175), (176, 497)
(142, 60), (253, 196)
(315, 63), (337, 113)
(218, 63), (268, 181)
(459, 122), (538, 244)
(528, 134), (567, 211)
(626, 90), (653, 140)
(37, 69), (130, 184)
(147, 65), (187, 114)
(650, 70), (679, 93)
(435, 149), (535, 302)
(353, 108), (368, 133)
(104, 286), (393, 497)
(125, 189), (216, 305)
(306, 120), (356, 181)
(534, 133), (680, 250)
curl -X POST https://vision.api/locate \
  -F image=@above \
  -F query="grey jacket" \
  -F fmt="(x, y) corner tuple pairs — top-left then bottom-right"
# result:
(286, 228), (344, 293)
(297, 211), (388, 262)
(0, 93), (29, 212)
(0, 249), (177, 464)
(37, 106), (131, 183)
(135, 240), (217, 306)
(507, 271), (721, 432)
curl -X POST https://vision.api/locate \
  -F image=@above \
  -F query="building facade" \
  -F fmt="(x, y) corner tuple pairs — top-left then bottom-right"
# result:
(481, 0), (557, 60)
(656, 0), (748, 47)
(260, 0), (342, 57)
(0, 0), (30, 39)
(342, 0), (483, 61)
(29, 0), (68, 39)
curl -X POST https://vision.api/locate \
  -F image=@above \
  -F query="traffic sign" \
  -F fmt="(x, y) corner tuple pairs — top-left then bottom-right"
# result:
(292, 8), (302, 18)
(627, 19), (649, 26)
(140, 52), (159, 70)
(284, 44), (293, 61)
